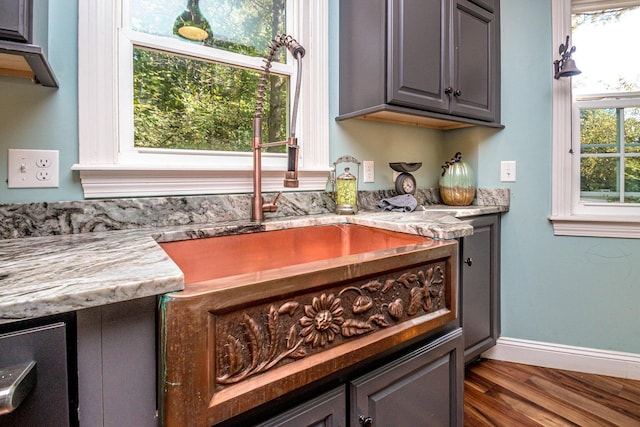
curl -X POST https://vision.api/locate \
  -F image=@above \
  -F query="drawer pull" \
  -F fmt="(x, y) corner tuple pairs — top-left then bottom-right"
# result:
(0, 361), (37, 415)
(464, 257), (473, 266)
(359, 415), (374, 426)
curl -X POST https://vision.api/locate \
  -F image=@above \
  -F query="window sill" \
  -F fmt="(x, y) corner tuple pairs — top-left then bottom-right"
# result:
(71, 165), (330, 199)
(548, 214), (640, 238)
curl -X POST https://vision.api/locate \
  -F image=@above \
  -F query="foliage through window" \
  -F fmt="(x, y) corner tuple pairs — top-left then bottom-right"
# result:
(130, 0), (291, 153)
(572, 5), (640, 205)
(578, 106), (640, 203)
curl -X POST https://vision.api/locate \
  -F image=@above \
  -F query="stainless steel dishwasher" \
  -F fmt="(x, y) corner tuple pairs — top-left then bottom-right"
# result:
(0, 313), (78, 426)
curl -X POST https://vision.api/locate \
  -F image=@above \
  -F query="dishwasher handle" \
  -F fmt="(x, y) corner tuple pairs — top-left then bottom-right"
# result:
(0, 361), (37, 415)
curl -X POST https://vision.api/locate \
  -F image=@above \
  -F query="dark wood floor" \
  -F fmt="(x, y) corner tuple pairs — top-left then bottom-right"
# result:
(464, 359), (640, 426)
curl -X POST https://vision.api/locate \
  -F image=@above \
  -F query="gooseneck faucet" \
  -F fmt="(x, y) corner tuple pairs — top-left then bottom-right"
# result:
(252, 34), (306, 223)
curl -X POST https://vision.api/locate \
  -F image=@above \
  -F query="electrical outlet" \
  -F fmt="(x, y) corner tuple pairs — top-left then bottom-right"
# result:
(36, 158), (52, 168)
(363, 160), (374, 183)
(8, 149), (60, 188)
(500, 160), (516, 182)
(36, 169), (52, 181)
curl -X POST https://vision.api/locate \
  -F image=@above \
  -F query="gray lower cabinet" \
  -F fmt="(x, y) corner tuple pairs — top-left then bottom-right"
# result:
(460, 214), (501, 363)
(469, 0), (496, 12)
(351, 328), (463, 427)
(255, 386), (347, 427)
(257, 328), (463, 427)
(0, 313), (77, 427)
(76, 296), (158, 427)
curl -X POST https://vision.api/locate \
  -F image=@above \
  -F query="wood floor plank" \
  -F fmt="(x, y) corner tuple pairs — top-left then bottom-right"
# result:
(465, 380), (545, 427)
(540, 369), (640, 418)
(471, 362), (613, 426)
(558, 369), (624, 396)
(486, 360), (640, 421)
(527, 375), (640, 426)
(465, 359), (640, 427)
(484, 386), (575, 427)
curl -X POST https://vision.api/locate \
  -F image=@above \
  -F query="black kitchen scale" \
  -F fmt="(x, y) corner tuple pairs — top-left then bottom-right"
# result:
(389, 162), (422, 195)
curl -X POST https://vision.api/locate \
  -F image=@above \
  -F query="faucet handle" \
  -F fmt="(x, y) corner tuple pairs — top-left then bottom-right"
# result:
(262, 192), (282, 213)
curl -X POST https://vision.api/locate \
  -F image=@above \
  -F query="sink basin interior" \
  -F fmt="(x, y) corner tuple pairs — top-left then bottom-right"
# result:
(160, 224), (428, 284)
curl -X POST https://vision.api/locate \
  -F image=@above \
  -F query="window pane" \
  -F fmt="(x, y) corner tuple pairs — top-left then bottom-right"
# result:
(626, 157), (640, 202)
(572, 7), (640, 95)
(625, 107), (640, 153)
(580, 156), (619, 202)
(580, 108), (618, 154)
(130, 0), (287, 60)
(133, 48), (288, 152)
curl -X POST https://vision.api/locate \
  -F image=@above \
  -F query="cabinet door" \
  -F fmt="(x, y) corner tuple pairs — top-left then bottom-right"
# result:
(461, 214), (500, 363)
(256, 386), (346, 427)
(451, 0), (498, 121)
(350, 329), (463, 427)
(388, 0), (450, 113)
(469, 0), (496, 12)
(0, 313), (77, 426)
(0, 0), (32, 43)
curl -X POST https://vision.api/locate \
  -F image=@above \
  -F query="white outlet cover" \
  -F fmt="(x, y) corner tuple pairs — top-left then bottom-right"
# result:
(500, 160), (516, 182)
(8, 149), (60, 188)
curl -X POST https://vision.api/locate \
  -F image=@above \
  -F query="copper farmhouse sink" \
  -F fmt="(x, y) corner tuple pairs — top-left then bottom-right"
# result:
(160, 223), (429, 284)
(159, 224), (458, 426)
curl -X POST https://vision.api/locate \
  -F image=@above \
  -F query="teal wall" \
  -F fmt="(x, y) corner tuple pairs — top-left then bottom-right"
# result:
(0, 0), (82, 203)
(1, 1), (638, 354)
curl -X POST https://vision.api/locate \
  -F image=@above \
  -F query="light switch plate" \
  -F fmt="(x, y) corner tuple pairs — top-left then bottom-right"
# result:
(8, 149), (60, 188)
(500, 160), (516, 182)
(363, 160), (374, 183)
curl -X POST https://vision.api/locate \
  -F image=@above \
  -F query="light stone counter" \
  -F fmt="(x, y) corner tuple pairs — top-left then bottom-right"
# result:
(0, 190), (508, 320)
(0, 231), (183, 320)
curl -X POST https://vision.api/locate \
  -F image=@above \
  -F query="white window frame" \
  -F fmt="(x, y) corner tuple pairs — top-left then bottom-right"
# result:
(74, 0), (329, 198)
(549, 0), (640, 238)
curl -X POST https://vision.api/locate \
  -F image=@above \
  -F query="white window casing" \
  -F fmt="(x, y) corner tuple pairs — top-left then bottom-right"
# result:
(549, 0), (640, 238)
(75, 0), (329, 198)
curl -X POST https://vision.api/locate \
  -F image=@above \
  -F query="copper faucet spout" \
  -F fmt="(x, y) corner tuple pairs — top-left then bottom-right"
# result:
(251, 35), (305, 223)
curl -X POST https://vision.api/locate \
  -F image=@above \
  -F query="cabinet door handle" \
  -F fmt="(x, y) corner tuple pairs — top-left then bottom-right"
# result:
(359, 415), (374, 427)
(444, 87), (453, 95)
(0, 361), (37, 415)
(454, 89), (462, 97)
(464, 257), (473, 266)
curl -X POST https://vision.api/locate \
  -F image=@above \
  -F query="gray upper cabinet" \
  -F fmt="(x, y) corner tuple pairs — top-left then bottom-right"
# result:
(338, 0), (501, 130)
(0, 0), (58, 87)
(0, 0), (32, 43)
(451, 0), (499, 121)
(387, 0), (449, 113)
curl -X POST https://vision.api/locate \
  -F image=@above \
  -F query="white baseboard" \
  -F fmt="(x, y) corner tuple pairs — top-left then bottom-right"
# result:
(482, 337), (640, 380)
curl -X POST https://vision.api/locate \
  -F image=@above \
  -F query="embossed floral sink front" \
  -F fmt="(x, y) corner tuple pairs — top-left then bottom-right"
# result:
(159, 223), (458, 426)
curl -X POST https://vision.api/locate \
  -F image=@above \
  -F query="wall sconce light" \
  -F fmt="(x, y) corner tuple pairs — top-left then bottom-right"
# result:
(554, 35), (581, 79)
(173, 0), (211, 41)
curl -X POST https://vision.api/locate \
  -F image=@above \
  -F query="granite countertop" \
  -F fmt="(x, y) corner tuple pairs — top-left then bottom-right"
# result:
(0, 204), (507, 321)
